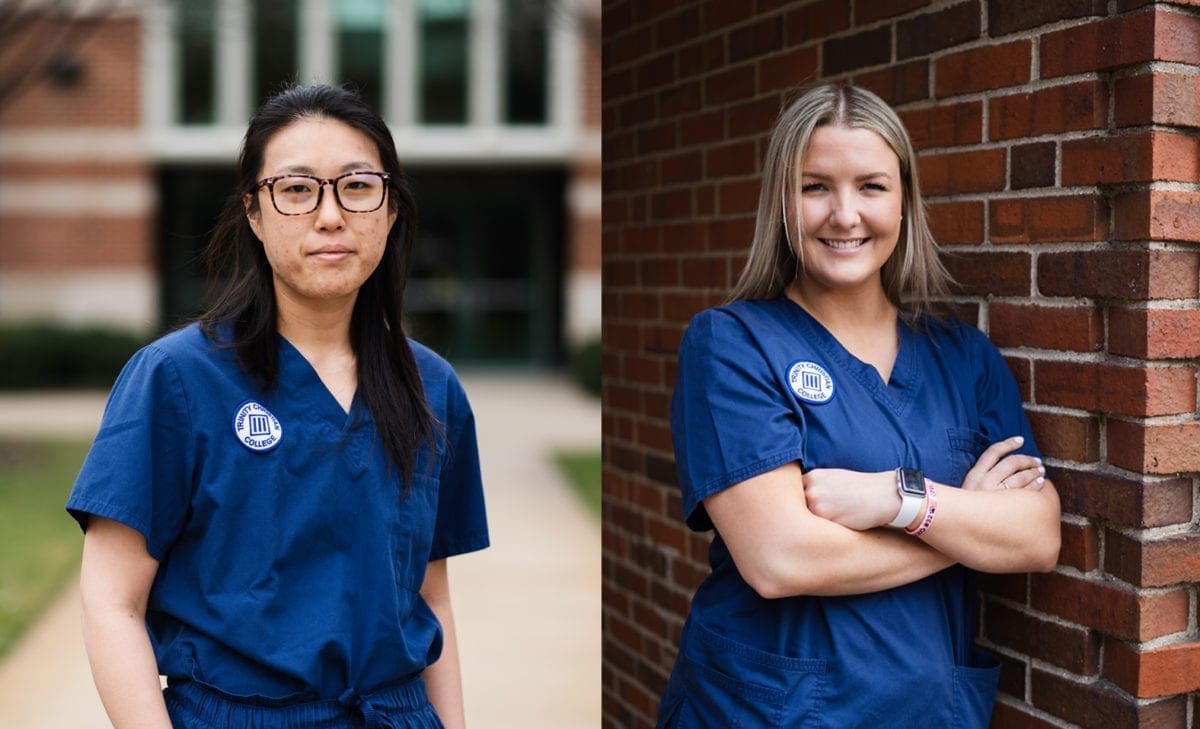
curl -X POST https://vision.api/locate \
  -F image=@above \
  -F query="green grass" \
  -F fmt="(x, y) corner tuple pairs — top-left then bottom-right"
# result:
(553, 449), (601, 518)
(0, 439), (89, 658)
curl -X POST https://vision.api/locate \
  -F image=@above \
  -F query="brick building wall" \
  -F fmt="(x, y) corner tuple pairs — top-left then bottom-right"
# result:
(601, 2), (1200, 727)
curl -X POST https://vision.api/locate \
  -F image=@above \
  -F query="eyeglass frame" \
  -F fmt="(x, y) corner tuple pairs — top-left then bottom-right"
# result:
(254, 170), (393, 216)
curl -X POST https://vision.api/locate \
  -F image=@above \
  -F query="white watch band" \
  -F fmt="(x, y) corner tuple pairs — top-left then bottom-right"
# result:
(889, 489), (924, 528)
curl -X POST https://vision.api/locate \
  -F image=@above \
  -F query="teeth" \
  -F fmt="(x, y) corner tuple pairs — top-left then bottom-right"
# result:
(821, 238), (867, 249)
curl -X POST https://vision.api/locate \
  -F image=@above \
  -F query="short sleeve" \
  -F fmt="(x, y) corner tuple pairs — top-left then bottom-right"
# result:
(428, 375), (489, 560)
(970, 329), (1042, 460)
(66, 345), (196, 561)
(671, 309), (804, 532)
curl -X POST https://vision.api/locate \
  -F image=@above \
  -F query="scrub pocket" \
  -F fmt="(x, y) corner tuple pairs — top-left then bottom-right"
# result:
(677, 621), (827, 728)
(946, 427), (989, 485)
(392, 475), (439, 591)
(952, 652), (1001, 728)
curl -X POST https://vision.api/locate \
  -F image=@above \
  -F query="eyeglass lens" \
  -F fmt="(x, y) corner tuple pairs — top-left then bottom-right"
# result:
(270, 173), (386, 214)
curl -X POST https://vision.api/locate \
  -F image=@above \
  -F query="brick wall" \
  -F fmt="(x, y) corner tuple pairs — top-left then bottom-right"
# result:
(601, 2), (1200, 727)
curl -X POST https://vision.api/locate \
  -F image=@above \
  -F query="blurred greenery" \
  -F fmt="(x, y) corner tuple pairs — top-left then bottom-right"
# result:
(0, 322), (143, 389)
(569, 336), (601, 398)
(553, 449), (600, 518)
(0, 440), (88, 658)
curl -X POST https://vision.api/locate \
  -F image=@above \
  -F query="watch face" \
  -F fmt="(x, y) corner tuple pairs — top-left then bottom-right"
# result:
(899, 468), (926, 497)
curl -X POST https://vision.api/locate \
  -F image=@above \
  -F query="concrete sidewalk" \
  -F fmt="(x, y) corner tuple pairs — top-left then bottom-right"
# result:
(0, 373), (599, 728)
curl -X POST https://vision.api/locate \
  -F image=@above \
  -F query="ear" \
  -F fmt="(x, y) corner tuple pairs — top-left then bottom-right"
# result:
(244, 193), (264, 242)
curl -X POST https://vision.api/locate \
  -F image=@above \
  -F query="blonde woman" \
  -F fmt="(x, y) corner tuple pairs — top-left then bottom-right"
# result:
(657, 84), (1060, 727)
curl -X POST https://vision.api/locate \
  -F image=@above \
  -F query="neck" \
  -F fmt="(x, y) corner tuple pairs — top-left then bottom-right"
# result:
(274, 287), (357, 356)
(786, 278), (896, 334)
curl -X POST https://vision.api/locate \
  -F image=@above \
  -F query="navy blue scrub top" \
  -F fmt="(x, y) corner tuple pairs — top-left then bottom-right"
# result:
(67, 323), (488, 703)
(660, 297), (1040, 728)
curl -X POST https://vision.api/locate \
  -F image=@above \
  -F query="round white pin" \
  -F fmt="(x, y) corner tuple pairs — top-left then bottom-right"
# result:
(232, 400), (283, 452)
(787, 360), (835, 404)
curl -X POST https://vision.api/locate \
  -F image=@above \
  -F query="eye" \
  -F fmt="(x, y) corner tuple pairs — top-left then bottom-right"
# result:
(800, 183), (826, 193)
(863, 182), (888, 192)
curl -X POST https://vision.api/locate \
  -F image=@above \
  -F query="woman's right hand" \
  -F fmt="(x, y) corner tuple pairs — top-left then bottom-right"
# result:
(961, 436), (1045, 491)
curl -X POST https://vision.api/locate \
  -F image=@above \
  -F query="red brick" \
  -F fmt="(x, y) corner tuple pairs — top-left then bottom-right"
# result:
(1108, 306), (1200, 360)
(919, 148), (1006, 195)
(649, 189), (692, 221)
(727, 97), (783, 139)
(700, 0), (755, 33)
(1105, 639), (1200, 698)
(855, 0), (931, 24)
(1030, 572), (1189, 641)
(989, 80), (1108, 140)
(1052, 468), (1192, 528)
(705, 140), (757, 179)
(1040, 11), (1157, 77)
(988, 0), (1106, 36)
(853, 59), (929, 106)
(1009, 142), (1055, 190)
(717, 178), (760, 215)
(989, 195), (1106, 244)
(1107, 531), (1200, 588)
(896, 1), (982, 61)
(729, 16), (783, 63)
(680, 109), (724, 147)
(898, 100), (982, 150)
(926, 200), (984, 245)
(0, 217), (151, 268)
(822, 25), (891, 75)
(704, 64), (756, 106)
(990, 303), (1102, 352)
(636, 51), (676, 92)
(1107, 420), (1200, 475)
(1115, 71), (1200, 129)
(1114, 189), (1200, 244)
(1005, 355), (1032, 401)
(1034, 361), (1196, 416)
(658, 151), (701, 186)
(1037, 250), (1200, 300)
(652, 6), (701, 51)
(657, 80), (702, 119)
(783, 0), (851, 46)
(943, 251), (1031, 296)
(757, 45), (819, 93)
(1062, 130), (1200, 186)
(1058, 520), (1099, 571)
(1026, 410), (1101, 463)
(637, 121), (678, 155)
(989, 701), (1062, 729)
(984, 600), (1100, 674)
(1031, 668), (1187, 728)
(934, 40), (1032, 97)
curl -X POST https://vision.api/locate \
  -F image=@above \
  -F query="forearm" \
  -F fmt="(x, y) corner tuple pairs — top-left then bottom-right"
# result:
(80, 603), (171, 729)
(421, 561), (466, 729)
(917, 480), (1060, 573)
(755, 517), (955, 598)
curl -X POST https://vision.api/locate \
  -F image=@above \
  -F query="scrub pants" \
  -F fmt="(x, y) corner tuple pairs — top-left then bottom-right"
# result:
(164, 675), (444, 729)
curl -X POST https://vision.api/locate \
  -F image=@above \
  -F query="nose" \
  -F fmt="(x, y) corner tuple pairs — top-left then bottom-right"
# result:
(314, 182), (345, 230)
(829, 190), (860, 229)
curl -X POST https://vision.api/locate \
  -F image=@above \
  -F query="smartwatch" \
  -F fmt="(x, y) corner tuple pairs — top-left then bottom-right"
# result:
(888, 467), (927, 528)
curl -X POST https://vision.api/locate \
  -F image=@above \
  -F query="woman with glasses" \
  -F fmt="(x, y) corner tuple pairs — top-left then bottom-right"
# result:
(67, 84), (487, 729)
(656, 84), (1060, 727)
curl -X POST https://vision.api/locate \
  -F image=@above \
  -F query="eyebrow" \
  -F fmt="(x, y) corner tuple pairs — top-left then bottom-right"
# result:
(801, 171), (894, 182)
(276, 161), (378, 175)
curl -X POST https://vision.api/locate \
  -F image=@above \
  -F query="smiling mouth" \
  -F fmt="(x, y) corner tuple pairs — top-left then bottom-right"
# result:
(819, 238), (869, 250)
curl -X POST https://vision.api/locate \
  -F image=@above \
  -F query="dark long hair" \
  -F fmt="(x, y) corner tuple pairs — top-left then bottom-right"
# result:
(199, 84), (434, 482)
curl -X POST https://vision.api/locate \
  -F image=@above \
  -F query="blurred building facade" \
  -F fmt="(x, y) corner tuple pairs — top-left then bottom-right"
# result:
(0, 0), (600, 365)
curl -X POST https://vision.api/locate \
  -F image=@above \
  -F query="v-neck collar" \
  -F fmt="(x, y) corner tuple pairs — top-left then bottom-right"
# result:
(278, 334), (360, 434)
(780, 297), (920, 416)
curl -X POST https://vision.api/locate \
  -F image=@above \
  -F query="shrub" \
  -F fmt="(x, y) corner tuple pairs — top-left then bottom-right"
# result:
(569, 335), (601, 398)
(0, 322), (144, 389)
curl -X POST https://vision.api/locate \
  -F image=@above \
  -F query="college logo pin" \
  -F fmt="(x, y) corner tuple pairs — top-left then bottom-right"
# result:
(787, 360), (835, 404)
(232, 400), (283, 452)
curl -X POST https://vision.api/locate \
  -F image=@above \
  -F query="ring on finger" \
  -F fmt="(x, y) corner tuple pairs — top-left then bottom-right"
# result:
(1001, 480), (1009, 489)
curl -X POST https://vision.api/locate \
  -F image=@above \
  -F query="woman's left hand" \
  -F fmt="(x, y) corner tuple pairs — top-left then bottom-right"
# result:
(802, 469), (897, 530)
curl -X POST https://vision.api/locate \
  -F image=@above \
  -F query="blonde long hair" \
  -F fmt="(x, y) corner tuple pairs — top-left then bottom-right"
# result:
(728, 84), (951, 320)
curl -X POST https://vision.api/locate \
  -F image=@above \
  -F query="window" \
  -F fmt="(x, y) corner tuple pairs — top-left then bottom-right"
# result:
(419, 0), (469, 124)
(178, 0), (216, 124)
(253, 0), (298, 108)
(337, 0), (386, 112)
(504, 0), (547, 124)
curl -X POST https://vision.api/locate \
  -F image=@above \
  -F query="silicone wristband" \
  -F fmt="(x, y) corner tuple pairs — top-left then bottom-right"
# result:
(905, 481), (937, 537)
(889, 467), (925, 528)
